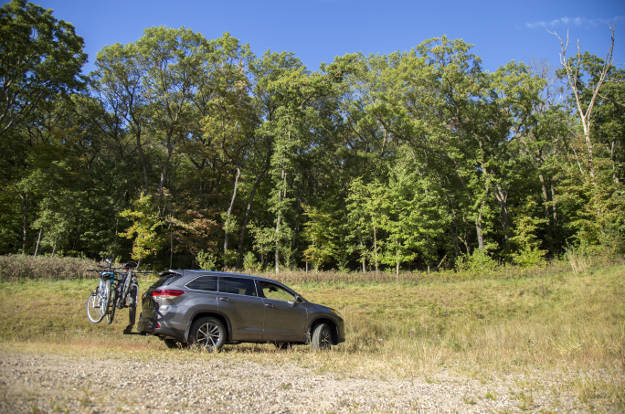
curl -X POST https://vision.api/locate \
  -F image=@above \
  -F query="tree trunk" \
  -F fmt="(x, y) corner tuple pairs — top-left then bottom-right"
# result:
(494, 183), (510, 241)
(554, 28), (614, 188)
(550, 183), (558, 222)
(610, 140), (620, 184)
(169, 231), (173, 269)
(223, 167), (240, 255)
(359, 236), (366, 273)
(21, 193), (29, 254)
(33, 228), (42, 257)
(274, 213), (280, 274)
(133, 127), (149, 193)
(475, 209), (484, 251)
(538, 172), (550, 220)
(274, 169), (287, 274)
(373, 225), (379, 273)
(581, 122), (596, 185)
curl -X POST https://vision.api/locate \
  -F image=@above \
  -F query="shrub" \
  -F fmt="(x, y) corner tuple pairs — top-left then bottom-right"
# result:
(243, 251), (260, 273)
(196, 250), (217, 270)
(512, 246), (547, 267)
(455, 249), (498, 273)
(0, 254), (98, 280)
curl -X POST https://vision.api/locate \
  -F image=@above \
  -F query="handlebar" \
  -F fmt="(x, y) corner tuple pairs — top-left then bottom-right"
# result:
(87, 268), (154, 275)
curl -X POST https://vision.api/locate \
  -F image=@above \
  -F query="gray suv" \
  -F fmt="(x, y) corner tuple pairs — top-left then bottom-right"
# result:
(137, 270), (345, 351)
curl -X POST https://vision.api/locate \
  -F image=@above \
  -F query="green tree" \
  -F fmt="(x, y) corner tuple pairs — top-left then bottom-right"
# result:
(119, 193), (165, 264)
(302, 205), (339, 271)
(0, 0), (86, 254)
(0, 0), (86, 134)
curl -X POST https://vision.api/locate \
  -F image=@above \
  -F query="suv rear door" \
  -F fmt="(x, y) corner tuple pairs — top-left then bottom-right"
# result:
(217, 276), (265, 341)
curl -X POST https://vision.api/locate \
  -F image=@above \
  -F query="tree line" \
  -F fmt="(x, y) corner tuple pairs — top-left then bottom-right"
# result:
(1, 0), (623, 272)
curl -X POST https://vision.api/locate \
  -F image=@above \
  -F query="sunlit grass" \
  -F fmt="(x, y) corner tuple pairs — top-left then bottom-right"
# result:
(1, 264), (624, 399)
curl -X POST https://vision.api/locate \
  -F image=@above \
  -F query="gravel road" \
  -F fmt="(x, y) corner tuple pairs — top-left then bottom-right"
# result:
(0, 351), (607, 413)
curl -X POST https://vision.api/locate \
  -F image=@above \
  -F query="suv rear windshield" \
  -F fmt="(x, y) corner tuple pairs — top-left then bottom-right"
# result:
(151, 272), (182, 289)
(186, 275), (218, 291)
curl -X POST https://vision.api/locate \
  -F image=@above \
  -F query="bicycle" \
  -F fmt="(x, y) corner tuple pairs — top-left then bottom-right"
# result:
(85, 259), (117, 324)
(86, 260), (150, 330)
(108, 261), (150, 330)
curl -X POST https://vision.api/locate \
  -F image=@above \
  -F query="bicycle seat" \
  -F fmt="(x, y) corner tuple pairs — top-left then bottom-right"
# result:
(123, 261), (138, 269)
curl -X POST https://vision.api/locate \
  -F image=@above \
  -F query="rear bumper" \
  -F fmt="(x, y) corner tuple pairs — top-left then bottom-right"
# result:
(138, 314), (186, 342)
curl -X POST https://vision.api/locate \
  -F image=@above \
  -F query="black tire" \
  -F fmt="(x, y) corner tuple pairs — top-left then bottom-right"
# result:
(106, 282), (116, 325)
(189, 317), (226, 352)
(311, 323), (333, 350)
(127, 285), (138, 328)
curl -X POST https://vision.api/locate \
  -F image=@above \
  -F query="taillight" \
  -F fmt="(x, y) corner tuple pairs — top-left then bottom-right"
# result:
(152, 289), (184, 298)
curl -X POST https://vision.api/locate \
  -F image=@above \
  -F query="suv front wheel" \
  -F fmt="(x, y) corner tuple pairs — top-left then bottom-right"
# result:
(311, 322), (332, 350)
(190, 317), (226, 352)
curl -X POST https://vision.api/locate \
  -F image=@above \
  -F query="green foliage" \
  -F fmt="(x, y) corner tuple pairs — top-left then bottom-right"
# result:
(118, 194), (165, 264)
(456, 249), (499, 273)
(510, 200), (548, 267)
(0, 0), (86, 133)
(302, 205), (339, 271)
(196, 249), (217, 270)
(0, 6), (622, 274)
(242, 251), (260, 272)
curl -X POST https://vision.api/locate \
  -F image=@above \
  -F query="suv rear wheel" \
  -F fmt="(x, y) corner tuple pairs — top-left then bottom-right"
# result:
(190, 317), (225, 352)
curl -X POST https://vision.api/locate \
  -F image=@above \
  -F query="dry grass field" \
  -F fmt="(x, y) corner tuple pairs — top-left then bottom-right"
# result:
(0, 261), (623, 412)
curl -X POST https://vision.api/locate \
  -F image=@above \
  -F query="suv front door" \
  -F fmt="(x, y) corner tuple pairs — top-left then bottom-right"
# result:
(259, 281), (308, 342)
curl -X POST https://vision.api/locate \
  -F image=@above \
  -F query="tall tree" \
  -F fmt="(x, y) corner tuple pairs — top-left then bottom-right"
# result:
(0, 0), (86, 134)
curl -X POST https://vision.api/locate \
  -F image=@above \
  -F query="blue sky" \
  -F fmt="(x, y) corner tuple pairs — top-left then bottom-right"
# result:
(35, 0), (624, 74)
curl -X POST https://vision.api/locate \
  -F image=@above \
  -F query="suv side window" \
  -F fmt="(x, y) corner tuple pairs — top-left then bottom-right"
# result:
(219, 277), (257, 296)
(259, 281), (296, 303)
(186, 275), (217, 291)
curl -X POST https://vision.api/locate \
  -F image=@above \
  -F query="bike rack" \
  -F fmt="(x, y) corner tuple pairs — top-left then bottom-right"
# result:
(122, 330), (147, 336)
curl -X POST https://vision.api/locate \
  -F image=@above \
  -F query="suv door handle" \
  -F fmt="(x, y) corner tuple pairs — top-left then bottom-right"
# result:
(264, 303), (275, 309)
(219, 297), (230, 302)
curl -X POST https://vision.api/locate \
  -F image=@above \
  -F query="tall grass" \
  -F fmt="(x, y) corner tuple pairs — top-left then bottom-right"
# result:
(257, 261), (574, 286)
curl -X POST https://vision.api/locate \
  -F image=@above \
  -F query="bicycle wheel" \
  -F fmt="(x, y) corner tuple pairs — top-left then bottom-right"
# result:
(86, 292), (105, 323)
(106, 281), (117, 325)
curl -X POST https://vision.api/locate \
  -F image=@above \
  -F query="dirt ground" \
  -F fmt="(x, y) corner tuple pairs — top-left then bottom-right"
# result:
(1, 350), (614, 413)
